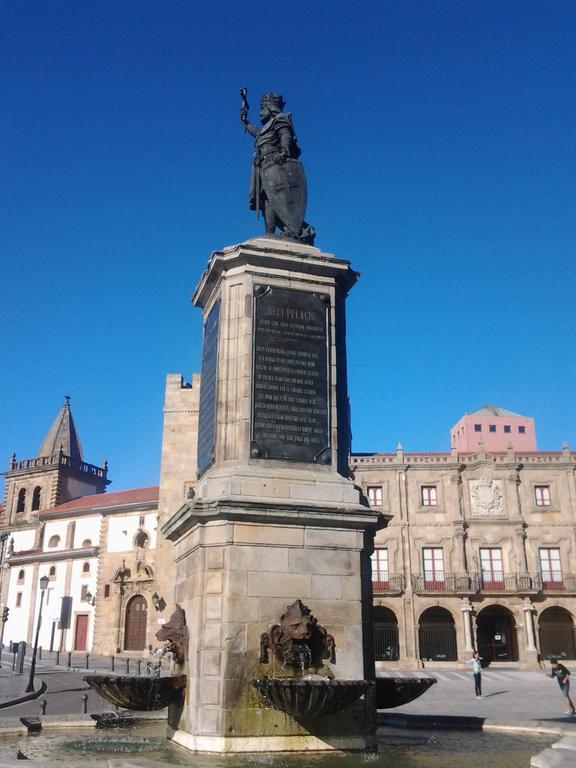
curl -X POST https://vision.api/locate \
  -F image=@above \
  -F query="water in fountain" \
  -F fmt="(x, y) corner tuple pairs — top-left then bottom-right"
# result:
(0, 722), (554, 767)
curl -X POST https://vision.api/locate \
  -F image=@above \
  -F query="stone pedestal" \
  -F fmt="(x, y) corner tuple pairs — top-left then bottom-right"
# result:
(162, 238), (387, 752)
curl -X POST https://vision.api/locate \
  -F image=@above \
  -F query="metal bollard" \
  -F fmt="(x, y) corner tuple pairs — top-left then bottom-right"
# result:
(125, 658), (130, 674)
(56, 650), (60, 666)
(67, 651), (72, 669)
(39, 699), (47, 715)
(81, 693), (88, 714)
(111, 655), (115, 671)
(85, 654), (89, 669)
(137, 660), (142, 675)
(39, 646), (42, 660)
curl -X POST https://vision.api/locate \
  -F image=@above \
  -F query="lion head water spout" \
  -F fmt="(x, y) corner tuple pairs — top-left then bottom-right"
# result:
(253, 600), (370, 721)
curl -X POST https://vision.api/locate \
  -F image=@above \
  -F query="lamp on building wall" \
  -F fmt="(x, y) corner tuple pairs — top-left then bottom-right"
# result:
(26, 575), (49, 693)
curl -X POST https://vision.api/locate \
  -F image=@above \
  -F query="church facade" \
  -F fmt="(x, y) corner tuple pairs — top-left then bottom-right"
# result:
(1, 398), (575, 669)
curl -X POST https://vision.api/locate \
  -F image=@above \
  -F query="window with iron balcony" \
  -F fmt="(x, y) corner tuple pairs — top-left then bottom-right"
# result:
(421, 485), (438, 507)
(371, 548), (389, 589)
(534, 486), (551, 506)
(539, 547), (563, 589)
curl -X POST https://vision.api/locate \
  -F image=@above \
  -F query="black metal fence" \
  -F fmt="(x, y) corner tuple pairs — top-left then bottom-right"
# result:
(374, 619), (400, 661)
(539, 623), (576, 660)
(418, 619), (458, 661)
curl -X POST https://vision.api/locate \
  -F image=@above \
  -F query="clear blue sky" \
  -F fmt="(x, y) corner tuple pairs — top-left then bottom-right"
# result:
(2, 1), (575, 493)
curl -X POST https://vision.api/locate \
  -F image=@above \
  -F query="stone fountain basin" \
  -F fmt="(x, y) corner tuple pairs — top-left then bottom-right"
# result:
(84, 674), (186, 711)
(252, 677), (370, 718)
(375, 676), (437, 709)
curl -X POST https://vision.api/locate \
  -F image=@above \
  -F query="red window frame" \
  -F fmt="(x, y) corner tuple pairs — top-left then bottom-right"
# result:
(421, 486), (438, 507)
(534, 486), (551, 506)
(423, 548), (444, 588)
(371, 549), (389, 589)
(480, 548), (504, 589)
(367, 486), (383, 507)
(540, 548), (563, 590)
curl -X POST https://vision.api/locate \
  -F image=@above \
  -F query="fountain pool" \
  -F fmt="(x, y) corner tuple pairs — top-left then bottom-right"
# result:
(0, 722), (553, 767)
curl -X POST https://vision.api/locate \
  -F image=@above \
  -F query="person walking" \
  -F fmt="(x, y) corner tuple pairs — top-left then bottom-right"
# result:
(549, 658), (576, 715)
(466, 650), (483, 698)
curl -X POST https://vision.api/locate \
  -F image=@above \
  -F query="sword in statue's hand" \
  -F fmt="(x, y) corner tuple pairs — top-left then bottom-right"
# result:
(240, 87), (249, 132)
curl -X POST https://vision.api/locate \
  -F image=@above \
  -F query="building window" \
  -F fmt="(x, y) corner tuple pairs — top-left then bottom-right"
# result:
(504, 425), (511, 433)
(474, 424), (482, 432)
(104, 584), (110, 598)
(48, 535), (60, 548)
(519, 426), (526, 434)
(81, 585), (90, 602)
(16, 488), (26, 514)
(139, 516), (145, 526)
(367, 486), (383, 506)
(49, 566), (56, 578)
(489, 425), (496, 433)
(82, 562), (90, 574)
(540, 548), (563, 589)
(423, 548), (444, 587)
(17, 570), (25, 583)
(371, 549), (389, 588)
(480, 548), (504, 589)
(16, 592), (22, 607)
(31, 486), (42, 511)
(534, 486), (551, 506)
(82, 538), (92, 547)
(421, 486), (438, 507)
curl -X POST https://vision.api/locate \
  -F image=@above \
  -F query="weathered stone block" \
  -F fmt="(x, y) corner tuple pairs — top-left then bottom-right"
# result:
(247, 572), (311, 597)
(228, 546), (289, 573)
(311, 574), (343, 599)
(205, 596), (223, 620)
(234, 523), (304, 546)
(289, 548), (354, 575)
(201, 650), (222, 676)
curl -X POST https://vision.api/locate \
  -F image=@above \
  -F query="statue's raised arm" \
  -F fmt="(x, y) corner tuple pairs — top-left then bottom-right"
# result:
(239, 88), (315, 245)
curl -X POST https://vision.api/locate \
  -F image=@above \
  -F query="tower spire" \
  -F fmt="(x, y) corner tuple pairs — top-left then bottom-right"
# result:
(37, 396), (83, 462)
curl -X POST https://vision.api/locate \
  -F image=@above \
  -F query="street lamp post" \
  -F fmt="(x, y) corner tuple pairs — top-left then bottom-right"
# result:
(26, 575), (49, 693)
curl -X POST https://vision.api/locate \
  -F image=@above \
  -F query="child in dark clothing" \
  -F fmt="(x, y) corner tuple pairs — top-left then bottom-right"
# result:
(549, 658), (576, 715)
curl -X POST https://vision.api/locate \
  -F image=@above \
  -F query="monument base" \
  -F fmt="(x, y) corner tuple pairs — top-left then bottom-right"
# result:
(169, 728), (375, 753)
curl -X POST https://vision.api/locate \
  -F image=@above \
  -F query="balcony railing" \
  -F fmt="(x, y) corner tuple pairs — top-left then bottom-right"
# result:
(478, 572), (540, 592)
(412, 573), (479, 594)
(371, 574), (405, 593)
(412, 571), (560, 594)
(540, 573), (576, 593)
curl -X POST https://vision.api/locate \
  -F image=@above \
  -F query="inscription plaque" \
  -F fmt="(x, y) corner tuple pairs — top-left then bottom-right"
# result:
(196, 300), (220, 476)
(252, 285), (330, 463)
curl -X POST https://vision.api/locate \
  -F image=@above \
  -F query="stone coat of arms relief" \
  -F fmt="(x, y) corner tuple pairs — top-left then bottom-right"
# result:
(469, 478), (505, 517)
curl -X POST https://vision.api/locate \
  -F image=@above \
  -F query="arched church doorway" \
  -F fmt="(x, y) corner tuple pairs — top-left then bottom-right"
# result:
(539, 607), (576, 660)
(373, 607), (399, 661)
(124, 595), (148, 650)
(476, 605), (518, 661)
(418, 607), (457, 661)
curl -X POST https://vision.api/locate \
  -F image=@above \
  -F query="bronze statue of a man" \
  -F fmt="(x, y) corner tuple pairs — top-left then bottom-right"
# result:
(240, 89), (315, 245)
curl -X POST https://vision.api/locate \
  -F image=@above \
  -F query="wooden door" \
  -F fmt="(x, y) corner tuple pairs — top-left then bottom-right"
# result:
(74, 614), (89, 651)
(124, 595), (148, 650)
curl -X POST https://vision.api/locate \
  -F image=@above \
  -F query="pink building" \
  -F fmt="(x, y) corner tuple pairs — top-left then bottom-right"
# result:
(450, 404), (537, 452)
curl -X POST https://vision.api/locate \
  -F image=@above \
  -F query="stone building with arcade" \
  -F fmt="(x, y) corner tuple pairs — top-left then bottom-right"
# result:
(352, 405), (576, 670)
